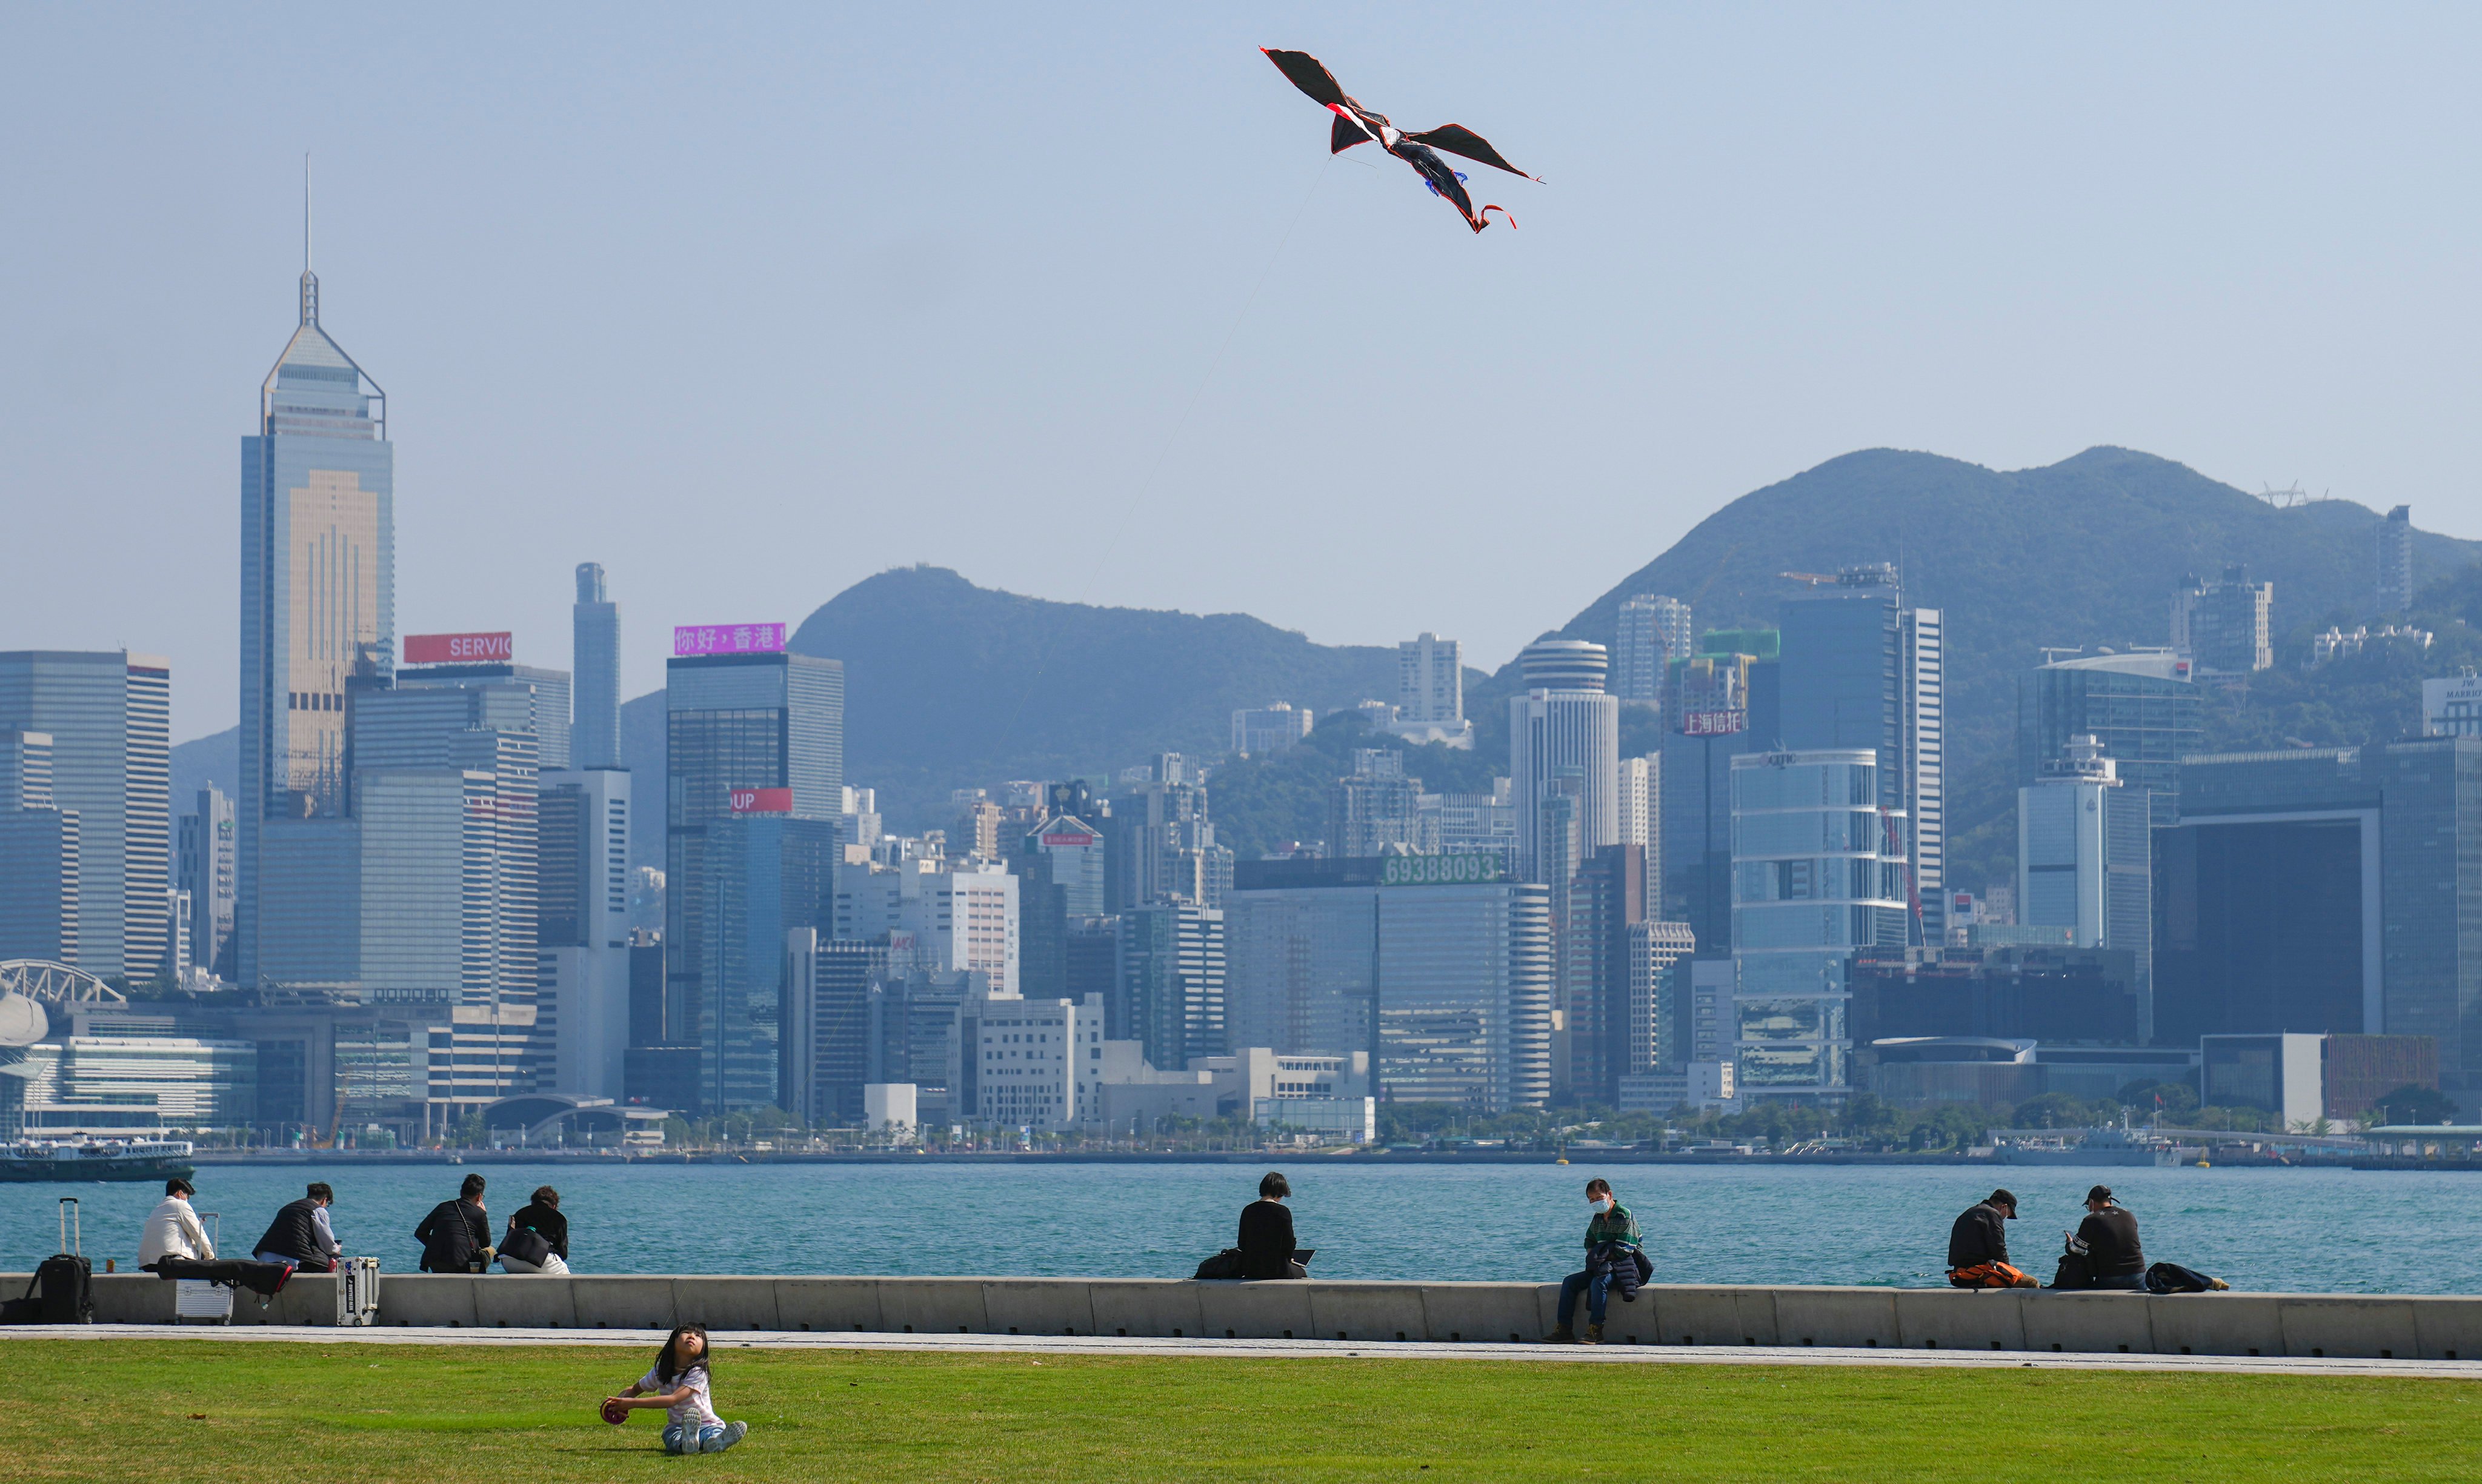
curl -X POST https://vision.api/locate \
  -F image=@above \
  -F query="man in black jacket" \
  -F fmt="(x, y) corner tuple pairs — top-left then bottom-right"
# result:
(253, 1182), (343, 1272)
(415, 1173), (493, 1274)
(2054, 1185), (2146, 1290)
(1946, 1188), (2037, 1288)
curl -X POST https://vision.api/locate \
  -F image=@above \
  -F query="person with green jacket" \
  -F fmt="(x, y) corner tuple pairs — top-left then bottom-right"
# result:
(1545, 1178), (1644, 1345)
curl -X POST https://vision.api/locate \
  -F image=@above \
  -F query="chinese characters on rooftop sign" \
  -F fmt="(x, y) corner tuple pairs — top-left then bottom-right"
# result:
(674, 623), (787, 657)
(1680, 708), (1749, 737)
(404, 632), (513, 664)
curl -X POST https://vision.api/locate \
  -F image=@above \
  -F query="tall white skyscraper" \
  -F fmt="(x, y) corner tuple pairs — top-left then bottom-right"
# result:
(1614, 596), (1692, 706)
(1509, 640), (1619, 883)
(572, 564), (622, 771)
(1899, 607), (1943, 940)
(239, 229), (393, 987)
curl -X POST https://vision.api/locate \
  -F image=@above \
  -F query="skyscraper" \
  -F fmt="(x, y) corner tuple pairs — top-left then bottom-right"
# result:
(0, 730), (78, 964)
(1614, 595), (1692, 707)
(1778, 566), (1940, 942)
(2158, 738), (2482, 1095)
(1509, 639), (1619, 884)
(2017, 648), (2197, 827)
(537, 767), (631, 1097)
(2017, 734), (2154, 1034)
(1117, 902), (1226, 1070)
(666, 644), (843, 1101)
(1729, 748), (1907, 1099)
(2377, 506), (2414, 616)
(572, 564), (621, 770)
(2170, 566), (2273, 674)
(1396, 633), (1463, 724)
(176, 785), (236, 979)
(1328, 749), (1431, 857)
(0, 651), (171, 977)
(239, 239), (393, 987)
(1374, 869), (1552, 1111)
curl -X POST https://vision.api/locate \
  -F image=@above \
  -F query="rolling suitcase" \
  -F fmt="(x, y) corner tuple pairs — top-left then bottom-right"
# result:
(335, 1256), (381, 1326)
(175, 1213), (234, 1324)
(1, 1198), (93, 1324)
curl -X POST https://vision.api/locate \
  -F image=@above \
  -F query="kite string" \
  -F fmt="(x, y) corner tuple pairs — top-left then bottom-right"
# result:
(996, 154), (1337, 754)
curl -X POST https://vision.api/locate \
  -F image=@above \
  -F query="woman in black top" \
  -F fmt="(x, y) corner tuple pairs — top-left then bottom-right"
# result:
(502, 1186), (571, 1274)
(1237, 1171), (1303, 1280)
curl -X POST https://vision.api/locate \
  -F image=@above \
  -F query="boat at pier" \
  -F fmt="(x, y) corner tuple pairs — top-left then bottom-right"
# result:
(0, 1137), (198, 1182)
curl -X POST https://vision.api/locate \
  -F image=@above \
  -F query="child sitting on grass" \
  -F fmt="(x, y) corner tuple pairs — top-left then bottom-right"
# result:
(606, 1323), (749, 1455)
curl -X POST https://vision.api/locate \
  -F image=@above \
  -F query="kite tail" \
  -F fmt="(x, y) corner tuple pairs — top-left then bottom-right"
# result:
(1473, 204), (1515, 233)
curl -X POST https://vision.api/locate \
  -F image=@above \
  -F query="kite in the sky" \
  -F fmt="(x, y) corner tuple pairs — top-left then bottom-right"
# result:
(1261, 48), (1538, 233)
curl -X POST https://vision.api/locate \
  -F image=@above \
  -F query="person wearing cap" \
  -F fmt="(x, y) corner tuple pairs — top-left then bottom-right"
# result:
(138, 1177), (215, 1269)
(1946, 1188), (2037, 1288)
(2054, 1185), (2146, 1290)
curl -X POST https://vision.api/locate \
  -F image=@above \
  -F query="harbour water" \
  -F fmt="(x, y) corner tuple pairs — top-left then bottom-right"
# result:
(7, 1162), (2475, 1294)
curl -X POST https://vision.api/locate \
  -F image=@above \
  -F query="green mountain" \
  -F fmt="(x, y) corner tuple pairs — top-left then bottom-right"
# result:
(1496, 446), (2482, 890)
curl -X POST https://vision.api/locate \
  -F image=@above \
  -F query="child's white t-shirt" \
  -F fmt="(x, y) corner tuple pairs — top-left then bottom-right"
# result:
(637, 1362), (720, 1429)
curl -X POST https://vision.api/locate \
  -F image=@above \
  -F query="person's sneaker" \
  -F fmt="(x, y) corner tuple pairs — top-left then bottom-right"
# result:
(2208, 1278), (2231, 1291)
(1582, 1323), (1603, 1345)
(1542, 1326), (1575, 1345)
(711, 1422), (749, 1453)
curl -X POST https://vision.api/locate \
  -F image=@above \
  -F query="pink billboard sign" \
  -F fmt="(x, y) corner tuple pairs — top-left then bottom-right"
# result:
(674, 623), (787, 657)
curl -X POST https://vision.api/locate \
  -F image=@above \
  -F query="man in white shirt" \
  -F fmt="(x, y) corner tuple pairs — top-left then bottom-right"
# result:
(138, 1177), (213, 1269)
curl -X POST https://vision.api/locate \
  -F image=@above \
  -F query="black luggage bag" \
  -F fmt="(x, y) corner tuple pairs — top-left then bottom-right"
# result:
(2, 1198), (93, 1324)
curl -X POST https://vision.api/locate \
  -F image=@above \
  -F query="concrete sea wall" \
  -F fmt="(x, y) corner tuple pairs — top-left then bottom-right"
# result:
(27, 1273), (2482, 1361)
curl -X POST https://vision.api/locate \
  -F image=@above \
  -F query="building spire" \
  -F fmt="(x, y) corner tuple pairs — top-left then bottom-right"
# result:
(299, 153), (319, 327)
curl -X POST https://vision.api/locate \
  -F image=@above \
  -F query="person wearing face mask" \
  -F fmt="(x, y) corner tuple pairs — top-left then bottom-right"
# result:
(1545, 1179), (1644, 1345)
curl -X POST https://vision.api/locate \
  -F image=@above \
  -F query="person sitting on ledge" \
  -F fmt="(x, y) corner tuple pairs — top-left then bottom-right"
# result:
(1546, 1177), (1645, 1345)
(139, 1177), (214, 1271)
(500, 1186), (571, 1275)
(2052, 1185), (2146, 1291)
(1946, 1188), (2038, 1289)
(253, 1182), (343, 1273)
(139, 1176), (293, 1297)
(1237, 1171), (1307, 1279)
(416, 1173), (494, 1274)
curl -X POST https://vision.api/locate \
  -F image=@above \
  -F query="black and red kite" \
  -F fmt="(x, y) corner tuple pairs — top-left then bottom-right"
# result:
(1261, 47), (1538, 233)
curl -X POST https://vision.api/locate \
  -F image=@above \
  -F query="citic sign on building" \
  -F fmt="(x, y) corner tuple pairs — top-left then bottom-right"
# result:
(729, 788), (794, 814)
(405, 632), (513, 664)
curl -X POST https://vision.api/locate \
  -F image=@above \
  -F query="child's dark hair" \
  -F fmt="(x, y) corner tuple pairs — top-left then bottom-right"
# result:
(656, 1324), (710, 1385)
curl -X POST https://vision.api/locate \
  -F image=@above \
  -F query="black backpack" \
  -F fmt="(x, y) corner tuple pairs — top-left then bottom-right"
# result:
(2, 1199), (93, 1325)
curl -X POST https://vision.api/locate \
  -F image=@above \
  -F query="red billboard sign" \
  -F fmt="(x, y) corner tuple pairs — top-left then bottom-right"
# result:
(729, 787), (794, 814)
(405, 631), (513, 665)
(1680, 708), (1749, 737)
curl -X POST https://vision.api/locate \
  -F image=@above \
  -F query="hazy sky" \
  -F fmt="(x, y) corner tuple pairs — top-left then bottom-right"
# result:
(5, 4), (2480, 743)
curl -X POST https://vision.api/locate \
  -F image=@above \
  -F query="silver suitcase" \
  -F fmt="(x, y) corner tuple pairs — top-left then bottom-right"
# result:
(334, 1256), (381, 1326)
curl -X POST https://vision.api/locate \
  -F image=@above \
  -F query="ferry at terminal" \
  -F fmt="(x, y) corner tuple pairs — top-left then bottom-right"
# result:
(0, 1137), (198, 1183)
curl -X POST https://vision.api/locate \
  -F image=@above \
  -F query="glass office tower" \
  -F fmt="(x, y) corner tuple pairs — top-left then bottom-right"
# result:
(1730, 749), (1906, 1099)
(239, 260), (393, 985)
(665, 651), (843, 1114)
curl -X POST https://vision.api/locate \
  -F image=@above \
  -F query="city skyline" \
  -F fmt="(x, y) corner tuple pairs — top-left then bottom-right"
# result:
(8, 7), (2482, 744)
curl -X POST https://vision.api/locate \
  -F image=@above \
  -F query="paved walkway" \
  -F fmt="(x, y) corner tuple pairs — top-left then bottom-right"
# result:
(22, 1324), (2482, 1380)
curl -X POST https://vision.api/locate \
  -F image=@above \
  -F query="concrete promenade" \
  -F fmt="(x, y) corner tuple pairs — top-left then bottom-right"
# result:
(25, 1271), (2482, 1368)
(17, 1319), (2482, 1380)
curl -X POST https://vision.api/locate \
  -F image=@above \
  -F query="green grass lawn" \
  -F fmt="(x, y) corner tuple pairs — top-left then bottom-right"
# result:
(10, 1340), (2476, 1483)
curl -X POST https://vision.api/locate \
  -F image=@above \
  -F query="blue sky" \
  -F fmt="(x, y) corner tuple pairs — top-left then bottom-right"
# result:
(4, 4), (2479, 740)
